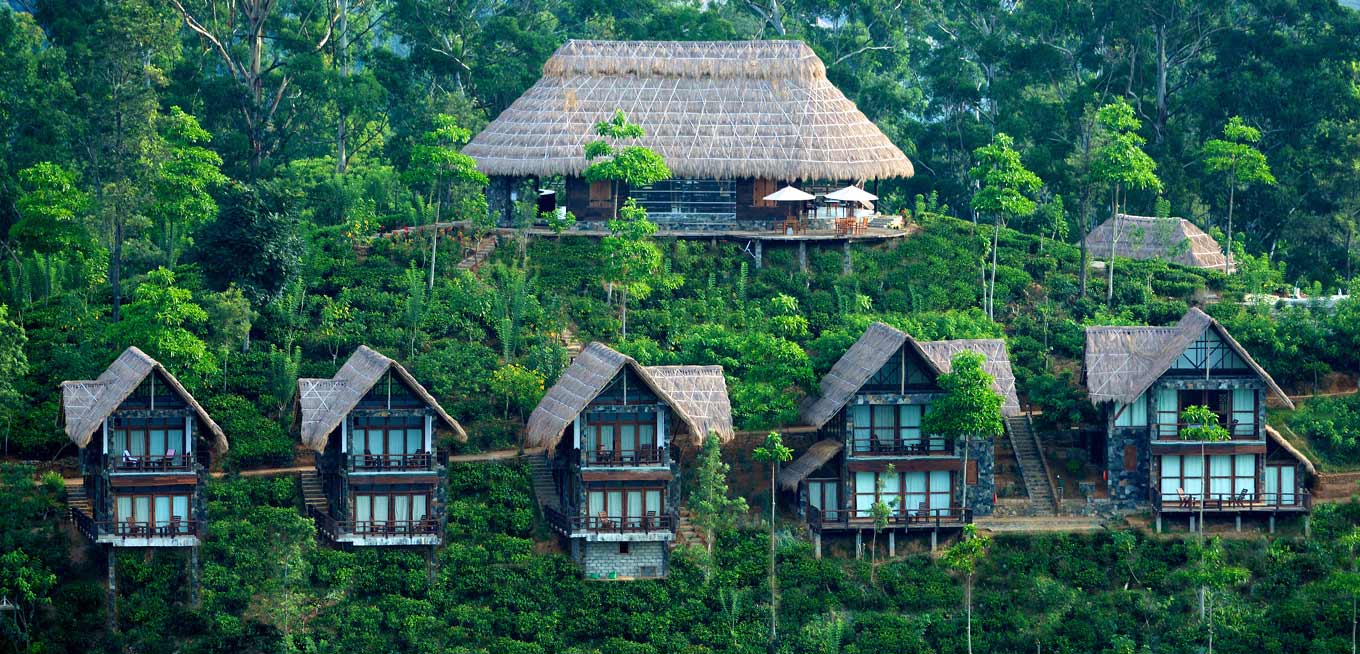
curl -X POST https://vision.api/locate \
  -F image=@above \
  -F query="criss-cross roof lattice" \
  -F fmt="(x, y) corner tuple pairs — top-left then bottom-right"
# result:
(463, 40), (914, 181)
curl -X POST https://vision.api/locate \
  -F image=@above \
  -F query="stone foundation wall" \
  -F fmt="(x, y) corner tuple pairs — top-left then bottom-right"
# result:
(965, 439), (996, 517)
(1106, 426), (1150, 508)
(581, 540), (668, 579)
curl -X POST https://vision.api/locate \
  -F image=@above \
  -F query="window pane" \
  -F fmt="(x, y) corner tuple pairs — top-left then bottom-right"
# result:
(352, 428), (365, 453)
(639, 424), (655, 448)
(808, 481), (823, 510)
(134, 497), (150, 523)
(855, 472), (875, 512)
(645, 490), (661, 515)
(904, 472), (926, 515)
(373, 495), (389, 523)
(1280, 467), (1295, 504)
(129, 432), (146, 457)
(621, 424), (637, 452)
(627, 491), (643, 527)
(588, 492), (604, 517)
(872, 405), (895, 440)
(1235, 454), (1254, 477)
(155, 496), (171, 528)
(607, 492), (622, 518)
(117, 496), (132, 522)
(113, 430), (127, 456)
(412, 495), (428, 521)
(356, 495), (371, 523)
(150, 430), (166, 456)
(929, 471), (952, 514)
(394, 495), (410, 523)
(599, 425), (615, 451)
(407, 429), (423, 454)
(173, 496), (189, 525)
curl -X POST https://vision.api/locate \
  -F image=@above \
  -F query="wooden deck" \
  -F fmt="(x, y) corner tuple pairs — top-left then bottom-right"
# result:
(502, 226), (912, 243)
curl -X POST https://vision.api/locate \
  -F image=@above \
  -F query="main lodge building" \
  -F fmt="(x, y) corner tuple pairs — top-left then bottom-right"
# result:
(463, 39), (914, 232)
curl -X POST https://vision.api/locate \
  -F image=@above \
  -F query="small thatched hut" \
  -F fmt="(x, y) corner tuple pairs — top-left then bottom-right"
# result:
(1084, 214), (1230, 271)
(463, 39), (914, 230)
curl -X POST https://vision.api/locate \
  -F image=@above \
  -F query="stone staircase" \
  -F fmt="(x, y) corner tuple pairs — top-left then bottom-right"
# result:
(526, 453), (560, 513)
(456, 237), (498, 272)
(67, 483), (92, 518)
(1006, 415), (1057, 516)
(300, 471), (327, 515)
(671, 507), (707, 551)
(560, 324), (583, 358)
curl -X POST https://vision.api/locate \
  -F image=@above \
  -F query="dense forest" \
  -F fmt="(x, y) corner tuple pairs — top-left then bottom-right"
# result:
(2, 1), (1360, 653)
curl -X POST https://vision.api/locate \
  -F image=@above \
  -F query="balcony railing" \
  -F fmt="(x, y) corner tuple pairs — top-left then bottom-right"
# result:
(347, 452), (437, 472)
(544, 506), (675, 534)
(72, 508), (200, 539)
(107, 452), (195, 472)
(849, 439), (952, 456)
(1150, 490), (1311, 512)
(807, 504), (972, 531)
(582, 447), (665, 466)
(307, 505), (443, 540)
(1153, 421), (1258, 441)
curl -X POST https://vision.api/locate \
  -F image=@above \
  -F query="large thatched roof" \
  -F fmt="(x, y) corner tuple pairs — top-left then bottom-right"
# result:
(463, 40), (914, 181)
(524, 343), (734, 451)
(1083, 308), (1292, 408)
(778, 439), (844, 492)
(59, 347), (227, 453)
(1084, 214), (1229, 271)
(800, 323), (1021, 429)
(297, 346), (465, 452)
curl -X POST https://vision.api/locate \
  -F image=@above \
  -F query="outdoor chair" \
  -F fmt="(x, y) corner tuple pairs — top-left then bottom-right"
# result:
(1177, 488), (1193, 509)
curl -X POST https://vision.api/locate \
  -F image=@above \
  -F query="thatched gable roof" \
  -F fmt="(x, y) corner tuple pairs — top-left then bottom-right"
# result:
(1084, 214), (1229, 271)
(799, 323), (1021, 429)
(1265, 425), (1316, 477)
(778, 439), (844, 491)
(297, 346), (465, 452)
(1083, 308), (1292, 409)
(524, 343), (733, 451)
(463, 40), (914, 181)
(644, 366), (734, 442)
(59, 347), (227, 453)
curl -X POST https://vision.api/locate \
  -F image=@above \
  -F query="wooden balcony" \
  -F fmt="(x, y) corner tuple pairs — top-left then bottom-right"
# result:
(807, 505), (973, 533)
(544, 506), (675, 537)
(582, 448), (665, 467)
(107, 452), (196, 473)
(71, 506), (200, 546)
(848, 439), (953, 457)
(308, 505), (443, 545)
(1151, 491), (1311, 513)
(347, 452), (438, 472)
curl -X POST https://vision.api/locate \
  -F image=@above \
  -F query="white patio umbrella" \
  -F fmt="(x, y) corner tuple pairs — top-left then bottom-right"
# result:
(825, 185), (878, 218)
(762, 185), (816, 202)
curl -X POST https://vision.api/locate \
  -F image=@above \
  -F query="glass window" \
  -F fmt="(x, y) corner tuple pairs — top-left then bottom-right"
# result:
(854, 472), (875, 513)
(607, 491), (623, 519)
(626, 491), (643, 527)
(413, 495), (428, 521)
(928, 471), (952, 515)
(173, 496), (189, 524)
(117, 496), (132, 523)
(394, 495), (411, 523)
(134, 497), (150, 523)
(373, 496), (389, 523)
(356, 495), (372, 523)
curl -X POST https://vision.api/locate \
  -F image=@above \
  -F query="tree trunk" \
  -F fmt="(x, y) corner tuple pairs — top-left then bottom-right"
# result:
(1155, 22), (1169, 145)
(111, 218), (123, 322)
(965, 575), (974, 654)
(1079, 193), (1091, 297)
(989, 218), (1001, 320)
(336, 0), (349, 174)
(961, 439), (971, 513)
(768, 463), (778, 647)
(1225, 184), (1235, 272)
(1106, 186), (1120, 305)
(620, 285), (628, 341)
(428, 195), (442, 290)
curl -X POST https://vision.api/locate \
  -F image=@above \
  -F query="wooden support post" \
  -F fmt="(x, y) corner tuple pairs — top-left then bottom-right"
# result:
(798, 242), (808, 274)
(930, 529), (938, 552)
(427, 545), (437, 588)
(842, 241), (852, 275)
(106, 547), (117, 633)
(1304, 515), (1311, 539)
(1234, 515), (1241, 532)
(1269, 514), (1276, 534)
(1189, 515), (1196, 533)
(855, 531), (863, 559)
(189, 546), (200, 608)
(753, 240), (763, 269)
(1155, 513), (1162, 534)
(888, 531), (896, 558)
(813, 532), (822, 560)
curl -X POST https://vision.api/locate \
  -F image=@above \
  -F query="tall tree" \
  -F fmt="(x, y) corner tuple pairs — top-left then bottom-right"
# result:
(150, 107), (228, 268)
(1185, 536), (1249, 654)
(943, 523), (992, 654)
(1091, 99), (1162, 305)
(1178, 402), (1232, 623)
(0, 305), (28, 458)
(751, 431), (793, 648)
(10, 162), (93, 299)
(922, 350), (1003, 515)
(168, 0), (341, 176)
(582, 109), (670, 220)
(601, 199), (671, 341)
(196, 183), (304, 305)
(969, 132), (1043, 320)
(689, 433), (748, 555)
(404, 114), (488, 289)
(108, 267), (217, 383)
(1202, 115), (1275, 272)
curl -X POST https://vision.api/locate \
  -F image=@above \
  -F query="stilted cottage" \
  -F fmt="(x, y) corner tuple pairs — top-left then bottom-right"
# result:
(526, 343), (732, 579)
(1085, 308), (1312, 529)
(782, 324), (1019, 553)
(61, 347), (227, 547)
(1084, 214), (1231, 272)
(463, 40), (914, 231)
(298, 346), (466, 546)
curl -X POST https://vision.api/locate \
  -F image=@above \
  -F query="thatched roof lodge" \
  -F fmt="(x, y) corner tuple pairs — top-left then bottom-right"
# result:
(525, 342), (734, 452)
(59, 347), (227, 454)
(1084, 214), (1230, 272)
(297, 345), (466, 452)
(1083, 308), (1291, 410)
(463, 40), (914, 230)
(799, 322), (1022, 430)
